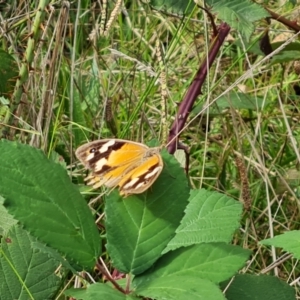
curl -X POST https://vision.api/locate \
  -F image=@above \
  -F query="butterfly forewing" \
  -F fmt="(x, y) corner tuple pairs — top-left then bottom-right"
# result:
(75, 139), (163, 196)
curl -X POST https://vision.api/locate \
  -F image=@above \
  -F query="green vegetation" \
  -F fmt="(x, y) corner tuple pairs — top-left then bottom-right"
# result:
(0, 0), (300, 299)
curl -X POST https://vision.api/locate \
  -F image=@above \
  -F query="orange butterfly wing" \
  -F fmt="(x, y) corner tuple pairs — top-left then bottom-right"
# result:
(75, 139), (163, 196)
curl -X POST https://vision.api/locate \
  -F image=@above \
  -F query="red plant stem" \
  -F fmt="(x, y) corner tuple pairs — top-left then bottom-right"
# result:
(265, 7), (300, 32)
(167, 22), (231, 154)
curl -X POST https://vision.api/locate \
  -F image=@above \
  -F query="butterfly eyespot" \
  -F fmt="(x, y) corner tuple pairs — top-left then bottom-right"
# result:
(90, 148), (97, 153)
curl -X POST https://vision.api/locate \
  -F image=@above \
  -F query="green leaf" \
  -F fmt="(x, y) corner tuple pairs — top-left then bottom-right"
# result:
(134, 243), (251, 286)
(136, 276), (225, 300)
(31, 241), (79, 274)
(206, 0), (269, 41)
(105, 150), (189, 275)
(0, 140), (100, 270)
(193, 92), (271, 116)
(0, 196), (17, 235)
(272, 41), (300, 52)
(0, 50), (18, 96)
(165, 189), (242, 252)
(261, 231), (300, 259)
(65, 283), (139, 300)
(223, 274), (296, 300)
(271, 50), (300, 64)
(0, 226), (61, 300)
(215, 93), (271, 110)
(149, 0), (195, 15)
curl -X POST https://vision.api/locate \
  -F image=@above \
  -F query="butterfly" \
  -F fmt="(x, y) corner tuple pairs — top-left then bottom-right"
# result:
(75, 139), (163, 197)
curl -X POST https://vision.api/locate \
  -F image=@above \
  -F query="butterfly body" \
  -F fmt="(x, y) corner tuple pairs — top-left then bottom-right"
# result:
(75, 139), (163, 197)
